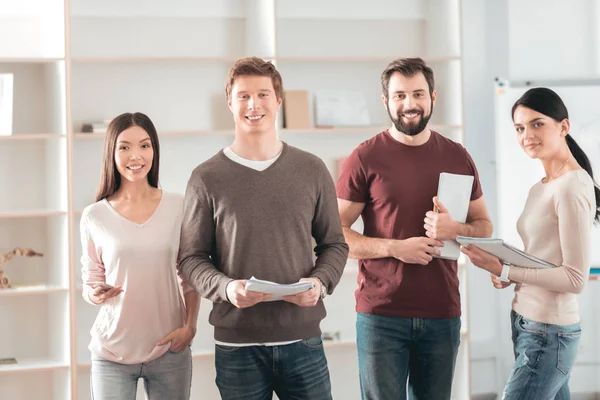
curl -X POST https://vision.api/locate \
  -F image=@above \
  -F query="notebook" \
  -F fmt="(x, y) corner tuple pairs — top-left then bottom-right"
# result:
(434, 172), (474, 260)
(456, 237), (555, 269)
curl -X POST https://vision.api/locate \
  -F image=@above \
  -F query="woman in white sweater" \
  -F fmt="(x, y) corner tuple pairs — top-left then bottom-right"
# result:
(80, 112), (200, 399)
(462, 88), (599, 399)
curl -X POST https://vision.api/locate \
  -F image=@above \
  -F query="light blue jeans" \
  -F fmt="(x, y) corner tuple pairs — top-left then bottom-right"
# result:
(503, 311), (581, 400)
(356, 312), (461, 400)
(90, 346), (192, 400)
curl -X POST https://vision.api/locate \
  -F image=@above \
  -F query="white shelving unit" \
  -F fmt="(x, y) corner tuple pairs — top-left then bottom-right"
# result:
(0, 0), (469, 398)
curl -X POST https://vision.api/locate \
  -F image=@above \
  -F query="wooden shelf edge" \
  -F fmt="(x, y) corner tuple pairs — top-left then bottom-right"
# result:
(0, 134), (66, 141)
(71, 56), (265, 63)
(0, 58), (64, 64)
(0, 210), (67, 219)
(0, 359), (69, 374)
(276, 56), (461, 62)
(73, 130), (235, 139)
(69, 56), (460, 63)
(0, 284), (69, 297)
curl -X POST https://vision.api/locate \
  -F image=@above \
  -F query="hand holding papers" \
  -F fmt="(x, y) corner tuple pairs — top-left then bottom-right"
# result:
(245, 277), (315, 302)
(428, 173), (474, 260)
(456, 237), (555, 269)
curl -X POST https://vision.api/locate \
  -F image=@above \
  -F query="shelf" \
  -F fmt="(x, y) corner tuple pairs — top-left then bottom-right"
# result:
(0, 358), (69, 374)
(0, 210), (67, 219)
(69, 56), (460, 63)
(281, 126), (383, 134)
(73, 126), (462, 139)
(73, 130), (235, 139)
(0, 284), (68, 297)
(0, 134), (66, 141)
(282, 125), (462, 135)
(71, 56), (246, 63)
(276, 56), (461, 63)
(0, 58), (64, 64)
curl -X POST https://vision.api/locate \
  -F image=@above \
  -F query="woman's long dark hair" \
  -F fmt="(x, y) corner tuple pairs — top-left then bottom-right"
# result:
(512, 87), (600, 223)
(95, 112), (160, 202)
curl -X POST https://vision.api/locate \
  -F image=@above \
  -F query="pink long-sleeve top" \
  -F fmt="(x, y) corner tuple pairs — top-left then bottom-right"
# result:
(80, 191), (194, 364)
(509, 169), (596, 325)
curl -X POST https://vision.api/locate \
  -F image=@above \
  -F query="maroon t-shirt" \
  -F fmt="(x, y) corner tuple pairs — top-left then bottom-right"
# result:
(336, 130), (483, 318)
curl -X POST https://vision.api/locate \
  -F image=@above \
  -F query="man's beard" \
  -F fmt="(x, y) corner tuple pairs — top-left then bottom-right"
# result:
(387, 104), (433, 136)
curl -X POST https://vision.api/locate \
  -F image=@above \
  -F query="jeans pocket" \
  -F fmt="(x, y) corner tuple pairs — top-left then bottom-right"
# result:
(215, 344), (243, 353)
(557, 330), (581, 376)
(517, 315), (546, 336)
(300, 336), (323, 349)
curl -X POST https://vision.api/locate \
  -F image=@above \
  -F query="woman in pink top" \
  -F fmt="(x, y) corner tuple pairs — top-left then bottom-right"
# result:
(80, 112), (200, 399)
(462, 88), (599, 399)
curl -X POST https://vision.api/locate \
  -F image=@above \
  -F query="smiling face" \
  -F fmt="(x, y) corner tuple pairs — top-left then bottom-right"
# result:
(384, 71), (436, 136)
(513, 105), (569, 160)
(114, 125), (154, 183)
(228, 75), (281, 136)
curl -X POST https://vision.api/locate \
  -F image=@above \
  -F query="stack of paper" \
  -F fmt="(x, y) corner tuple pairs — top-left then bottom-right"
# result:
(456, 237), (555, 269)
(245, 277), (314, 301)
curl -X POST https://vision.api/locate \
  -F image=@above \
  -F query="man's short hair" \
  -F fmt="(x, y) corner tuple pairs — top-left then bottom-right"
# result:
(225, 57), (284, 100)
(381, 57), (435, 98)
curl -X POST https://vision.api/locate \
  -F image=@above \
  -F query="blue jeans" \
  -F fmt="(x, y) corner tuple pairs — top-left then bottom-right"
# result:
(356, 312), (461, 400)
(90, 346), (192, 400)
(502, 311), (581, 400)
(214, 336), (332, 400)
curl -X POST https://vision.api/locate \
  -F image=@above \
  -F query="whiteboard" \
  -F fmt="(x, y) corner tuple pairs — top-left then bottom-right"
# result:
(494, 79), (600, 266)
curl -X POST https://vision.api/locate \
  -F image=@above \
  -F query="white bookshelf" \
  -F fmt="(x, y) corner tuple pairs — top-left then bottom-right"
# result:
(0, 0), (469, 398)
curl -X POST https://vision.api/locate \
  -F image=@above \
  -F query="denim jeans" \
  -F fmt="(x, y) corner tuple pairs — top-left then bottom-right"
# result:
(356, 312), (461, 400)
(214, 336), (332, 400)
(502, 311), (581, 400)
(90, 346), (192, 400)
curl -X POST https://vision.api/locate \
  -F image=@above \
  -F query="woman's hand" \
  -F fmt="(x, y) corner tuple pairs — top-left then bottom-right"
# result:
(156, 325), (197, 352)
(88, 285), (123, 305)
(490, 274), (513, 289)
(460, 245), (503, 276)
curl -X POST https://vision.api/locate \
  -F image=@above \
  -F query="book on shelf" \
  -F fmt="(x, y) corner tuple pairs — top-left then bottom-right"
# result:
(0, 358), (17, 365)
(81, 120), (112, 134)
(283, 90), (311, 129)
(0, 74), (13, 136)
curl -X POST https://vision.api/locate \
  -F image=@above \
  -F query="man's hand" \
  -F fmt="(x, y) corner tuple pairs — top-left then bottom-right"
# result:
(388, 237), (444, 265)
(490, 274), (513, 289)
(226, 280), (271, 308)
(156, 325), (196, 352)
(424, 197), (460, 241)
(282, 277), (321, 307)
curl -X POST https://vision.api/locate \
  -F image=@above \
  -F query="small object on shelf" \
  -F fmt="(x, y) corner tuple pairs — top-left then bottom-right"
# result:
(81, 119), (112, 133)
(314, 89), (370, 128)
(321, 331), (341, 342)
(283, 90), (311, 129)
(0, 248), (44, 289)
(0, 358), (17, 365)
(0, 73), (14, 136)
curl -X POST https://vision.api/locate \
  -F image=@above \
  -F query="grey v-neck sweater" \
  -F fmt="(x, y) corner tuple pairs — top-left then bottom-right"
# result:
(178, 143), (349, 343)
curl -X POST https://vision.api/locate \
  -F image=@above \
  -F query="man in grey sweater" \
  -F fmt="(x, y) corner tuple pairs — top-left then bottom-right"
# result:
(178, 57), (349, 400)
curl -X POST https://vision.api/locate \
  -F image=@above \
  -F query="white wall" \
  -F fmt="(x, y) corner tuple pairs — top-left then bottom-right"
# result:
(462, 0), (600, 396)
